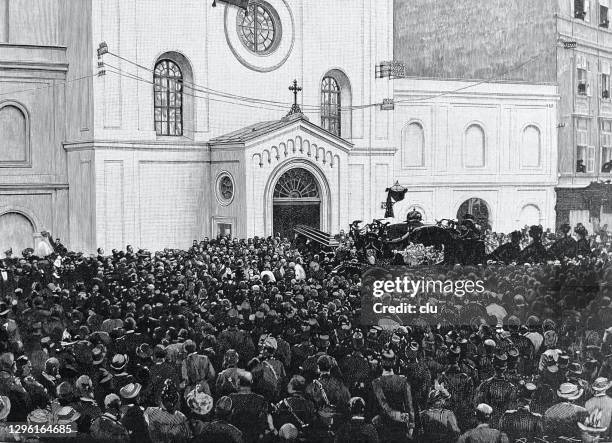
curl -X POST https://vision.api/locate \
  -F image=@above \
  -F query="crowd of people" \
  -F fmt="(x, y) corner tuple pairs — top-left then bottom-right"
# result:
(0, 224), (609, 442)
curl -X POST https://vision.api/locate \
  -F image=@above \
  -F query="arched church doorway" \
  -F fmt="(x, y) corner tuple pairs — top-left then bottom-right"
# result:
(272, 168), (321, 239)
(457, 198), (491, 230)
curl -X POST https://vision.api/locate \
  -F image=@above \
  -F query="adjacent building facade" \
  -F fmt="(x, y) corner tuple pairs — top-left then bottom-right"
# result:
(395, 0), (612, 234)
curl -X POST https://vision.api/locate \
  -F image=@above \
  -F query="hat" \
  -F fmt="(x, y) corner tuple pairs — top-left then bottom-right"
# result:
(186, 388), (213, 416)
(110, 354), (128, 372)
(263, 336), (278, 351)
(215, 396), (233, 416)
(57, 382), (74, 401)
(92, 346), (105, 365)
(520, 382), (537, 400)
(279, 423), (299, 440)
(136, 343), (152, 359)
(592, 377), (612, 392)
(381, 349), (396, 361)
(55, 406), (80, 424)
(476, 403), (493, 416)
(27, 408), (50, 425)
(0, 396), (10, 420)
(153, 344), (166, 359)
(568, 362), (583, 376)
(428, 381), (451, 405)
(75, 375), (93, 395)
(119, 383), (142, 400)
(287, 375), (306, 394)
(484, 339), (496, 348)
(493, 352), (508, 368)
(104, 393), (121, 410)
(223, 349), (239, 367)
(557, 383), (584, 401)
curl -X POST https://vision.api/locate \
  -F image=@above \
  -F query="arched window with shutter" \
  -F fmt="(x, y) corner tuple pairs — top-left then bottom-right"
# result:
(401, 122), (425, 167)
(464, 124), (486, 167)
(0, 103), (29, 166)
(521, 125), (541, 168)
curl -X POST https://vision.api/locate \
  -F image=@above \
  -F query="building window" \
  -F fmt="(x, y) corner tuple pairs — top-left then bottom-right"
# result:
(576, 0), (589, 20)
(602, 61), (610, 99)
(154, 59), (183, 136)
(0, 104), (28, 165)
(321, 76), (341, 137)
(578, 65), (588, 96)
(576, 118), (594, 173)
(601, 0), (610, 26)
(236, 1), (281, 55)
(521, 125), (541, 168)
(464, 124), (486, 167)
(216, 172), (235, 205)
(401, 122), (425, 167)
(601, 119), (612, 172)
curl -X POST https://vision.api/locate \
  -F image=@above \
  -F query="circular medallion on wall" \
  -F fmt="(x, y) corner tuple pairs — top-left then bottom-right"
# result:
(224, 0), (295, 72)
(216, 172), (235, 205)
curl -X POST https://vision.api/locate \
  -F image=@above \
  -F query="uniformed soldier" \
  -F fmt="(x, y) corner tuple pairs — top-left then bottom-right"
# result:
(371, 349), (415, 442)
(338, 331), (371, 400)
(274, 375), (316, 434)
(217, 309), (256, 367)
(499, 382), (543, 441)
(438, 344), (474, 430)
(418, 382), (460, 443)
(400, 341), (432, 412)
(290, 322), (315, 375)
(475, 353), (517, 428)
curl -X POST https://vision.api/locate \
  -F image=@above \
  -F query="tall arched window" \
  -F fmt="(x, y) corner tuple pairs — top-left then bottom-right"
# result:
(320, 70), (352, 139)
(401, 122), (425, 167)
(0, 104), (28, 164)
(521, 125), (541, 168)
(464, 124), (486, 167)
(154, 59), (183, 136)
(321, 76), (341, 136)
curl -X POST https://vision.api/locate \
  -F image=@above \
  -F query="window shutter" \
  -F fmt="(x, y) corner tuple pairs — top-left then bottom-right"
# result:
(603, 61), (611, 74)
(577, 0), (585, 14)
(587, 70), (593, 96)
(586, 0), (591, 21)
(588, 146), (596, 172)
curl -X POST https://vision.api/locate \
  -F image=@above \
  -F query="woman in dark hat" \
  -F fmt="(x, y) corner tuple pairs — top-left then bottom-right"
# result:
(418, 382), (460, 443)
(144, 379), (191, 443)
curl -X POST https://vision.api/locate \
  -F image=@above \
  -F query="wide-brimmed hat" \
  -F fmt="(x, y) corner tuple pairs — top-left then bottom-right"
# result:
(592, 377), (612, 392)
(0, 396), (10, 420)
(27, 408), (50, 425)
(110, 354), (128, 372)
(186, 388), (213, 416)
(55, 406), (80, 424)
(119, 383), (142, 400)
(136, 343), (152, 359)
(557, 383), (584, 401)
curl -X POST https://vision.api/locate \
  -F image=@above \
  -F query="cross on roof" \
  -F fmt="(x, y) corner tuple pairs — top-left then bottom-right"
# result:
(286, 79), (303, 117)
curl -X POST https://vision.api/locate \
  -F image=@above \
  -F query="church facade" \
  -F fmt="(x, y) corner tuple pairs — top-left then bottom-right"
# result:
(0, 0), (558, 254)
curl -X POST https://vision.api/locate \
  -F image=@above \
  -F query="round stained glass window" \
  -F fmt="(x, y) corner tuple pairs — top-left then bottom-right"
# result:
(216, 173), (235, 205)
(237, 2), (281, 55)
